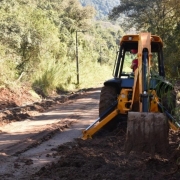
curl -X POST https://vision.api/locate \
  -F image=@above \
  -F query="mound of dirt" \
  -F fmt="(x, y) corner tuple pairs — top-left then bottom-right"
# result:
(0, 87), (40, 109)
(31, 129), (180, 180)
(0, 87), (40, 124)
(0, 86), (83, 124)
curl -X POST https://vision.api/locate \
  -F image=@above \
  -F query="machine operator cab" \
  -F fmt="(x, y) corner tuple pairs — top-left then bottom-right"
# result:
(113, 34), (165, 80)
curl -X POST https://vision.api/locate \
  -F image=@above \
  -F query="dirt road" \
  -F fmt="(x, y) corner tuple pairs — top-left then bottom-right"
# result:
(0, 87), (101, 180)
(0, 86), (180, 180)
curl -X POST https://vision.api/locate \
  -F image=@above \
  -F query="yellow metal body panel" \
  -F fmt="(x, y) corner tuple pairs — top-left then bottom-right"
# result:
(149, 90), (159, 112)
(82, 88), (163, 140)
(120, 34), (163, 46)
(117, 89), (132, 114)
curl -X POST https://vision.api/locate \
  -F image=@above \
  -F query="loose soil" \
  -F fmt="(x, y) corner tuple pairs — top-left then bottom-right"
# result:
(0, 86), (180, 180)
(33, 130), (180, 180)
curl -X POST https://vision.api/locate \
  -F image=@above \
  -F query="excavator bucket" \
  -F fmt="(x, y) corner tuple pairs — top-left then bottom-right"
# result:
(125, 112), (169, 155)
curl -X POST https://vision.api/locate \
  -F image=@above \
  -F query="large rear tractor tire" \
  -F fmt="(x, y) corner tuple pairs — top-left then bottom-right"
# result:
(99, 86), (120, 132)
(99, 86), (117, 116)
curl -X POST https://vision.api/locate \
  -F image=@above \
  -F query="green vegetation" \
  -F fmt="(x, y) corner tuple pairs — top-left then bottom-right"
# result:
(1, 0), (180, 97)
(0, 0), (122, 95)
(109, 0), (180, 78)
(79, 0), (120, 20)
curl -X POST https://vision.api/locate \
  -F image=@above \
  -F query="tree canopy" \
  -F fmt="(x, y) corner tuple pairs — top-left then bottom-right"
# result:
(0, 0), (122, 95)
(80, 0), (120, 20)
(109, 0), (180, 77)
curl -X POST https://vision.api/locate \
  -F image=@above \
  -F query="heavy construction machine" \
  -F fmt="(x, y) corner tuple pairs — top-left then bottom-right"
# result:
(82, 32), (180, 155)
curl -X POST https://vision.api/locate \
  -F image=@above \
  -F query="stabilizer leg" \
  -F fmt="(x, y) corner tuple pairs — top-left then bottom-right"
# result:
(82, 108), (119, 140)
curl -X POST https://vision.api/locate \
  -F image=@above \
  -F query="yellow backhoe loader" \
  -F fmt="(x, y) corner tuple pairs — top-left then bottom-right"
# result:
(82, 32), (180, 155)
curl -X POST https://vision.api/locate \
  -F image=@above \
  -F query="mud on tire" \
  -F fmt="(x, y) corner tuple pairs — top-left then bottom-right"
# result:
(98, 86), (120, 132)
(99, 86), (118, 116)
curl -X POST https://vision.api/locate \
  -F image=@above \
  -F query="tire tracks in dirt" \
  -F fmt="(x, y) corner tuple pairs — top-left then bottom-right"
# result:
(0, 87), (101, 179)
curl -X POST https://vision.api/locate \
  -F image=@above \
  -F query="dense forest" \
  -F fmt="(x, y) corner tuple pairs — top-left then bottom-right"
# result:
(0, 0), (180, 96)
(109, 0), (180, 78)
(79, 0), (120, 19)
(0, 0), (122, 95)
